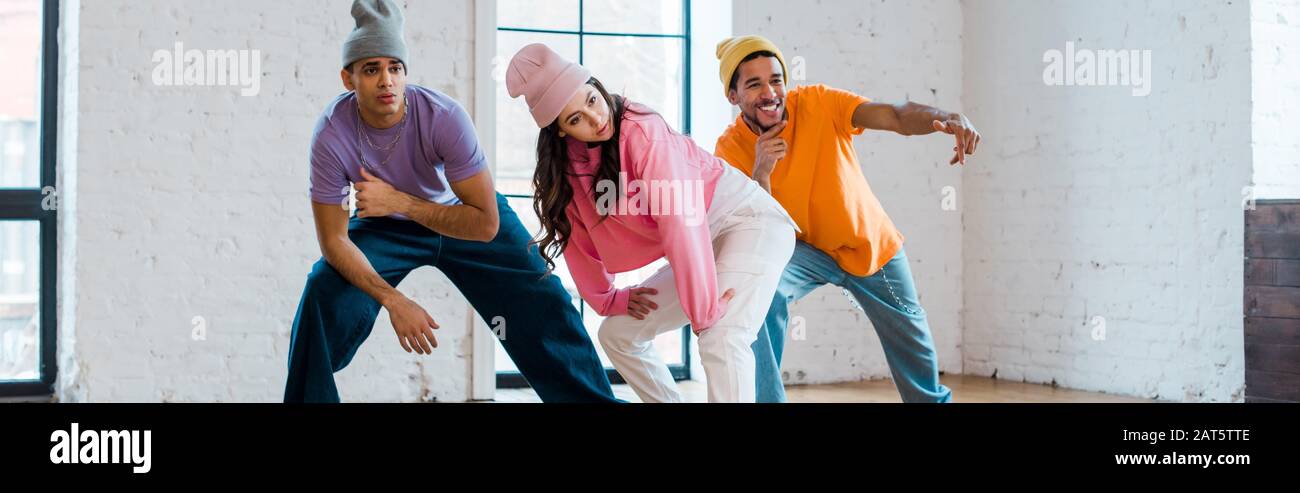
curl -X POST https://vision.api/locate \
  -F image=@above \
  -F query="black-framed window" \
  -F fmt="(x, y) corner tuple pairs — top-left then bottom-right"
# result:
(493, 0), (693, 388)
(0, 0), (58, 397)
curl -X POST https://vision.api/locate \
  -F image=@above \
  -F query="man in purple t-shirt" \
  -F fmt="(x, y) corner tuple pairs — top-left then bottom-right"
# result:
(285, 0), (617, 403)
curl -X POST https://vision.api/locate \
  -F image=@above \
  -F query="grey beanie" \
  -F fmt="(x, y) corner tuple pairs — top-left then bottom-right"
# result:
(342, 0), (409, 69)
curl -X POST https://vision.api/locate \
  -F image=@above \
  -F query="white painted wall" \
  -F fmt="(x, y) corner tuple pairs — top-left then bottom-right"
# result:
(689, 0), (735, 153)
(1252, 0), (1300, 200)
(962, 0), (1252, 402)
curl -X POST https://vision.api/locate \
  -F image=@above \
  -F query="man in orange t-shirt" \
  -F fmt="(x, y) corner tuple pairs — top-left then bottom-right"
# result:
(714, 36), (981, 403)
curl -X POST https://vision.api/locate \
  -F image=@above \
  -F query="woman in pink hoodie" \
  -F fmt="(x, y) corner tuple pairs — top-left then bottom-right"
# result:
(506, 43), (797, 403)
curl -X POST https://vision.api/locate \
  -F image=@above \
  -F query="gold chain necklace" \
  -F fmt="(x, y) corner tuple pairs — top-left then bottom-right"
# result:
(355, 94), (409, 170)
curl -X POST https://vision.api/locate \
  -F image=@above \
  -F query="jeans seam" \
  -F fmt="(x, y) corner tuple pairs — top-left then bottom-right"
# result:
(430, 235), (444, 268)
(880, 269), (919, 315)
(841, 287), (865, 313)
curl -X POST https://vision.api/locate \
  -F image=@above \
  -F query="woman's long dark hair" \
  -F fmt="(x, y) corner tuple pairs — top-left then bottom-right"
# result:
(532, 77), (645, 273)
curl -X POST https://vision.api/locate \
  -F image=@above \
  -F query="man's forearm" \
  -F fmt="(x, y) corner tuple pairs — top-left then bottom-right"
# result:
(894, 101), (960, 136)
(400, 195), (499, 242)
(321, 238), (405, 308)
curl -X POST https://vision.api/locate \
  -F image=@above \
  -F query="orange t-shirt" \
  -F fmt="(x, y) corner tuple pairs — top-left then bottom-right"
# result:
(714, 84), (903, 277)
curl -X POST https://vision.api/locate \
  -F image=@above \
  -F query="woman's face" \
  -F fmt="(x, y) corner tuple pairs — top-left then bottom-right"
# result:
(556, 85), (614, 142)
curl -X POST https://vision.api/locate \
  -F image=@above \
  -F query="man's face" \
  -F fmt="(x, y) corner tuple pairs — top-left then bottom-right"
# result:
(727, 56), (786, 132)
(341, 57), (407, 119)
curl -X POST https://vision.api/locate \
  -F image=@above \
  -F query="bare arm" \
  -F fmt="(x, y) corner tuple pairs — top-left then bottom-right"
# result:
(356, 168), (500, 242)
(852, 101), (981, 165)
(312, 201), (403, 306)
(400, 170), (500, 242)
(311, 201), (440, 354)
(852, 101), (953, 136)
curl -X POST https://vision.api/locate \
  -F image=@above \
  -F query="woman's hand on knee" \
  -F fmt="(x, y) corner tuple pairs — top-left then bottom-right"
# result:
(714, 288), (737, 319)
(720, 288), (735, 303)
(627, 287), (660, 320)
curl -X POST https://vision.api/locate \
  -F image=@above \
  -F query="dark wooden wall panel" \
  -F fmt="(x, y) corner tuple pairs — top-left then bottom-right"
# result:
(1244, 200), (1300, 403)
(1245, 317), (1300, 346)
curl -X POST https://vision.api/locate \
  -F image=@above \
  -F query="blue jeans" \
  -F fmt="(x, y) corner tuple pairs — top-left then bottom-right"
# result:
(284, 194), (618, 403)
(752, 241), (952, 403)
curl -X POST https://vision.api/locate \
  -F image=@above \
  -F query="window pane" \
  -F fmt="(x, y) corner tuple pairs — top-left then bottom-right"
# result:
(498, 0), (579, 31)
(584, 0), (684, 35)
(494, 31), (580, 197)
(583, 36), (685, 133)
(0, 221), (39, 381)
(0, 0), (43, 188)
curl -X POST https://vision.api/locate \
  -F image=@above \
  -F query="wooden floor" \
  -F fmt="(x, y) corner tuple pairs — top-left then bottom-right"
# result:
(492, 374), (1155, 403)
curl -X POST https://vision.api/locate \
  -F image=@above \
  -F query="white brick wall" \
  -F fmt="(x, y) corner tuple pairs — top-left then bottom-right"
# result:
(734, 0), (967, 385)
(1252, 0), (1300, 199)
(58, 0), (482, 402)
(962, 0), (1252, 402)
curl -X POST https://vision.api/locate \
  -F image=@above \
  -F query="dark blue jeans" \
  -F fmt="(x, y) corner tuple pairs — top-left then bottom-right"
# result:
(284, 194), (618, 403)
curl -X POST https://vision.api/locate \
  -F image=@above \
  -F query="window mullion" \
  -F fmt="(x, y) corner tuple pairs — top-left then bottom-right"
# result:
(578, 0), (585, 64)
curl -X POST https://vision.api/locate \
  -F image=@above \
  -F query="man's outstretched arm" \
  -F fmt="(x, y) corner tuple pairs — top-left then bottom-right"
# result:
(852, 101), (981, 165)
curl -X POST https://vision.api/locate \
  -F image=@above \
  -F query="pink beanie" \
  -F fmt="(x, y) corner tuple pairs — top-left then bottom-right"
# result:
(506, 43), (592, 128)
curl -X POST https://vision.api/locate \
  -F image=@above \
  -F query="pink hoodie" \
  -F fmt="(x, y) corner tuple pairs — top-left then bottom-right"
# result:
(561, 102), (729, 331)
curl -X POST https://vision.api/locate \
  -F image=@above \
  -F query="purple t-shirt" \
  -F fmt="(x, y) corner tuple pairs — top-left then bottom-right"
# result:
(309, 84), (487, 214)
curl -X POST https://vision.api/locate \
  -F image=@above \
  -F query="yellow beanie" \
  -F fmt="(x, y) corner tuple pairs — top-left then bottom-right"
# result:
(715, 35), (788, 97)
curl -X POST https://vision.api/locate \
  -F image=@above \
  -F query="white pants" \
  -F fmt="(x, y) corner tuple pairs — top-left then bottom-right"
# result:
(598, 166), (797, 403)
